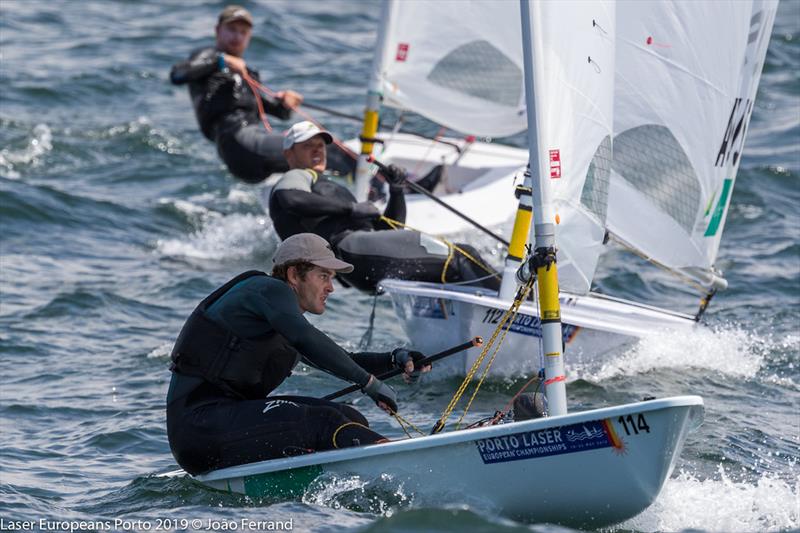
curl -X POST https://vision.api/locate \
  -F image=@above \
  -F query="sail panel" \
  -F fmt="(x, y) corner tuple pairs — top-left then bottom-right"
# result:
(607, 0), (778, 286)
(612, 125), (701, 234)
(381, 0), (527, 137)
(528, 0), (617, 294)
(427, 40), (523, 108)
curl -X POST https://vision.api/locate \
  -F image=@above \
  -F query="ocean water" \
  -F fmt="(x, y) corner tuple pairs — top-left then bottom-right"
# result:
(1, 1), (798, 532)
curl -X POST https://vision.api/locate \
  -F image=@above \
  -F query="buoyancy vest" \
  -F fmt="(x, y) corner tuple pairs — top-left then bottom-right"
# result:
(268, 171), (373, 243)
(169, 271), (301, 400)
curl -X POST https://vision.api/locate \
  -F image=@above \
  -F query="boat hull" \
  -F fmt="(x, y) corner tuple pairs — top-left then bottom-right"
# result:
(193, 396), (703, 528)
(343, 132), (528, 235)
(380, 279), (697, 376)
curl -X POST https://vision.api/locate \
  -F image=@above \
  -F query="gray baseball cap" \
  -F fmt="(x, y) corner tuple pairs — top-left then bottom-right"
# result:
(273, 233), (354, 273)
(282, 121), (334, 150)
(218, 5), (253, 27)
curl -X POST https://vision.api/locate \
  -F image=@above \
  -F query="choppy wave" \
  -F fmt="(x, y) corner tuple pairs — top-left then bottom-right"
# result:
(621, 467), (799, 533)
(590, 323), (771, 381)
(1, 1), (797, 532)
(0, 123), (53, 178)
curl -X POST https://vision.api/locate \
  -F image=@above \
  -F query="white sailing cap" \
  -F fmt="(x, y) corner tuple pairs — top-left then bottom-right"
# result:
(272, 233), (353, 273)
(282, 121), (334, 150)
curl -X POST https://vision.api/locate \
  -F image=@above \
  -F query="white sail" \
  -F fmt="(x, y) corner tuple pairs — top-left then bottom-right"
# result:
(526, 0), (616, 295)
(607, 0), (778, 290)
(380, 0), (527, 138)
(378, 0), (777, 295)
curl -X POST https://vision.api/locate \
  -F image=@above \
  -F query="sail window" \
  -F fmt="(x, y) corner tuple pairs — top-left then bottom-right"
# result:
(427, 40), (522, 108)
(581, 135), (612, 224)
(612, 125), (701, 233)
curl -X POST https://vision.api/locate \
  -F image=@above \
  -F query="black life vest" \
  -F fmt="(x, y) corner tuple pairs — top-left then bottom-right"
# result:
(268, 171), (372, 243)
(170, 271), (301, 400)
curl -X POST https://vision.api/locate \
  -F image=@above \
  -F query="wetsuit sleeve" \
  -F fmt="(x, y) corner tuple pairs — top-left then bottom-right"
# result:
(260, 282), (372, 387)
(272, 170), (354, 216)
(350, 351), (394, 376)
(170, 48), (220, 85)
(374, 187), (406, 229)
(261, 95), (292, 120)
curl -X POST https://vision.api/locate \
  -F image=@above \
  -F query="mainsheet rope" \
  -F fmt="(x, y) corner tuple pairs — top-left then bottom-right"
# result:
(242, 75), (360, 161)
(245, 78), (477, 195)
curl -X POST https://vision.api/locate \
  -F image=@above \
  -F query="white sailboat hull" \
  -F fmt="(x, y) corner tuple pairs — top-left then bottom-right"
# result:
(192, 396), (703, 528)
(380, 279), (697, 376)
(344, 132), (528, 235)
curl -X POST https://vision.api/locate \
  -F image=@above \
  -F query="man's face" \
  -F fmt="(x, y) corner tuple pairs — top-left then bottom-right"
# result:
(215, 20), (252, 57)
(291, 266), (335, 315)
(284, 135), (328, 172)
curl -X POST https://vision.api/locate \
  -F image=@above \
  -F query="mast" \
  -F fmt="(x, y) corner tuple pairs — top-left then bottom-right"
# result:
(519, 0), (566, 415)
(498, 166), (534, 300)
(354, 0), (393, 201)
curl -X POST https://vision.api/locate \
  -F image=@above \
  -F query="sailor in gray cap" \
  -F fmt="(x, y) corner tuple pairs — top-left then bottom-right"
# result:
(166, 233), (429, 475)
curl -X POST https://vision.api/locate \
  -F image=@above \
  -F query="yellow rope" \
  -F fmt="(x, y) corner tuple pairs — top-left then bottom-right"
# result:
(379, 215), (501, 281)
(455, 281), (533, 429)
(331, 421), (372, 449)
(433, 276), (535, 433)
(391, 411), (426, 437)
(376, 215), (533, 435)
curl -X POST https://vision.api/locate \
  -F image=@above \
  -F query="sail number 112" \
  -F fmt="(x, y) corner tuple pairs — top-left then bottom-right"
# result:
(617, 414), (650, 435)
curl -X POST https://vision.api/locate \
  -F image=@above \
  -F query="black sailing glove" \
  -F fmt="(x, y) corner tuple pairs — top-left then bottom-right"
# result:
(391, 348), (426, 383)
(362, 375), (398, 413)
(384, 164), (408, 192)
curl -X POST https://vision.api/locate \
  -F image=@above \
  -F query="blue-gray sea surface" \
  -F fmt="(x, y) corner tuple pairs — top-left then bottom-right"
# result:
(1, 1), (798, 532)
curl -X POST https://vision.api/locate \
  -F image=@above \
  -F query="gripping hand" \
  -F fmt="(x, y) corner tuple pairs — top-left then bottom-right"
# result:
(384, 164), (408, 188)
(391, 348), (427, 383)
(362, 375), (398, 413)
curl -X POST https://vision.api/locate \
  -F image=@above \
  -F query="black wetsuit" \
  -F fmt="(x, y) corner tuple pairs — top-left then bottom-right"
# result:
(166, 271), (396, 475)
(268, 169), (500, 292)
(170, 47), (293, 183)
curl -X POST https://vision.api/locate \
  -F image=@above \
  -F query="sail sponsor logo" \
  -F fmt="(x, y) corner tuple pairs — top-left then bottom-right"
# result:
(549, 149), (561, 179)
(704, 178), (733, 237)
(715, 97), (753, 169)
(396, 43), (409, 62)
(476, 419), (614, 464)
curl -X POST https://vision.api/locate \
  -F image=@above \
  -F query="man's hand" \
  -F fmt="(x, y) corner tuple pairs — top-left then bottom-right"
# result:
(350, 201), (380, 219)
(391, 348), (430, 383)
(221, 54), (248, 77)
(362, 375), (398, 414)
(383, 164), (408, 187)
(277, 90), (304, 109)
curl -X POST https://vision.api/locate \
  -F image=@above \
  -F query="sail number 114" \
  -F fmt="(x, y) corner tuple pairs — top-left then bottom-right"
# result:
(618, 414), (650, 435)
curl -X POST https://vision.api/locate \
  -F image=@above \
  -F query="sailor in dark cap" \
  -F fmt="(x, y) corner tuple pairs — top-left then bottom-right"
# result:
(169, 5), (307, 183)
